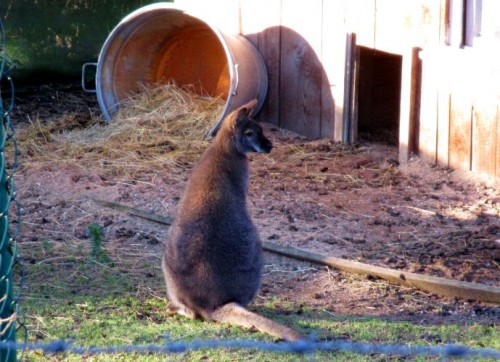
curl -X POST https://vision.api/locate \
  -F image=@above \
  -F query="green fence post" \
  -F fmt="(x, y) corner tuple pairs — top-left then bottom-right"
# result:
(0, 19), (17, 361)
(0, 168), (16, 361)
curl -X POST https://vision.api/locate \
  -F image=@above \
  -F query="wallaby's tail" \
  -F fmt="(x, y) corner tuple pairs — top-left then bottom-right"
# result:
(209, 302), (303, 341)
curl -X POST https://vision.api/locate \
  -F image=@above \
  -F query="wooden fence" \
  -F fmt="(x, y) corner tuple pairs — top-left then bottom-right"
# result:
(419, 48), (500, 179)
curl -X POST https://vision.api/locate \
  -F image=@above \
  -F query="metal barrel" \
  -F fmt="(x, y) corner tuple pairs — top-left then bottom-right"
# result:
(94, 3), (267, 135)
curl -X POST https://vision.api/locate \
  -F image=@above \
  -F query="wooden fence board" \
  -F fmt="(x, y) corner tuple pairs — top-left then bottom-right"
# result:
(497, 104), (500, 181)
(345, 0), (375, 48)
(436, 91), (451, 166)
(374, 0), (442, 53)
(449, 94), (473, 171)
(418, 54), (438, 163)
(350, 45), (360, 144)
(472, 102), (498, 176)
(240, 0), (282, 125)
(320, 0), (343, 139)
(279, 0), (323, 138)
(399, 47), (420, 163)
(342, 33), (357, 143)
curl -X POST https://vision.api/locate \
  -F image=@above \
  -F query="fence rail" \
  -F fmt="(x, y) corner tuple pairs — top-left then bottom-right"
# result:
(0, 338), (499, 359)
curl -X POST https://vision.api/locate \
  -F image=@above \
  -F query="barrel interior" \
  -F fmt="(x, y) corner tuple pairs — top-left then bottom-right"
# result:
(110, 12), (230, 101)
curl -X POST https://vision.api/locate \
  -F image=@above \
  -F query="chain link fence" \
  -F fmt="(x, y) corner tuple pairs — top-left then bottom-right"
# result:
(0, 19), (22, 362)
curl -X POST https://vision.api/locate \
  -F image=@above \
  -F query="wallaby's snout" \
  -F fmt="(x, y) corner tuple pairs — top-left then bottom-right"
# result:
(249, 124), (273, 154)
(261, 135), (273, 154)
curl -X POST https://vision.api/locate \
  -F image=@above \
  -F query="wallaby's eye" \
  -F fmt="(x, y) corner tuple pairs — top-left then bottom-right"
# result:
(244, 130), (255, 138)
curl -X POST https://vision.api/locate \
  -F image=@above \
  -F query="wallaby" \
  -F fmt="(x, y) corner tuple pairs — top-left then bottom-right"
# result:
(162, 99), (302, 341)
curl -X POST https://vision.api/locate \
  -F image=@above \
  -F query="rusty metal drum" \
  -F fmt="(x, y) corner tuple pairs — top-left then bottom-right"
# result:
(92, 3), (267, 135)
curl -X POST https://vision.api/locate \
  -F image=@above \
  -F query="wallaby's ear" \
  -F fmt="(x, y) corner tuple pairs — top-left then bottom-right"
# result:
(218, 99), (258, 134)
(234, 99), (258, 127)
(236, 99), (258, 118)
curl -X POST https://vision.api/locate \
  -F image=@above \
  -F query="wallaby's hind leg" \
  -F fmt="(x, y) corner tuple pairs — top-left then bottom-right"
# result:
(210, 302), (303, 341)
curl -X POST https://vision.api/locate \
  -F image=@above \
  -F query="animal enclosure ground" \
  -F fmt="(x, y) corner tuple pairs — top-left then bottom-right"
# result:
(10, 84), (499, 353)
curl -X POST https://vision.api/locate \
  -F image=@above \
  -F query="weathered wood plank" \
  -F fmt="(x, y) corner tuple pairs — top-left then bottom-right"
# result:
(374, 0), (442, 54)
(342, 33), (356, 143)
(279, 0), (323, 138)
(418, 52), (439, 163)
(240, 0), (282, 125)
(344, 0), (375, 48)
(439, 0), (449, 45)
(447, 0), (464, 46)
(449, 94), (473, 171)
(399, 47), (421, 164)
(436, 91), (451, 166)
(472, 101), (498, 177)
(350, 45), (360, 144)
(263, 241), (500, 304)
(497, 104), (500, 181)
(320, 0), (344, 139)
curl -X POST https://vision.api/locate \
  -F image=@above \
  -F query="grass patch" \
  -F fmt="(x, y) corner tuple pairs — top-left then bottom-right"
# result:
(18, 238), (499, 361)
(88, 224), (111, 264)
(20, 296), (499, 361)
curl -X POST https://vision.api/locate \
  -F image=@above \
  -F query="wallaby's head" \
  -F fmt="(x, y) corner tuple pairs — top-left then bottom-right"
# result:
(219, 99), (273, 155)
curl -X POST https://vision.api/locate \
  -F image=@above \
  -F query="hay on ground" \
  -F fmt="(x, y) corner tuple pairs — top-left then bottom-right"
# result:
(16, 83), (225, 177)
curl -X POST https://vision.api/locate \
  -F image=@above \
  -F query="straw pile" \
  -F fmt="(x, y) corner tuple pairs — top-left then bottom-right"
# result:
(17, 83), (225, 177)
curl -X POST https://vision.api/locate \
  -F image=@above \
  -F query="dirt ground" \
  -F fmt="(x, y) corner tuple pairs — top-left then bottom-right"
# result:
(11, 84), (500, 328)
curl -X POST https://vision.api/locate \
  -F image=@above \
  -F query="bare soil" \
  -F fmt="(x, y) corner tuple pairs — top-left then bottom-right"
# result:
(12, 84), (500, 327)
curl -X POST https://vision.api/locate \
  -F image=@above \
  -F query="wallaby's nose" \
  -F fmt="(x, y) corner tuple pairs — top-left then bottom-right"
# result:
(263, 139), (273, 153)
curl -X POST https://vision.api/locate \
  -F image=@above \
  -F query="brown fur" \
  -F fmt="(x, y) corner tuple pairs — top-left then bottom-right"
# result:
(162, 99), (302, 341)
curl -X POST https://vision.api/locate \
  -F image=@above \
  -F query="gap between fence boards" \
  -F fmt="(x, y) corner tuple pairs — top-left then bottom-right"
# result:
(91, 198), (500, 304)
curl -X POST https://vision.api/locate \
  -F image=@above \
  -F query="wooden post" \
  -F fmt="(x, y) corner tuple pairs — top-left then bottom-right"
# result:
(399, 47), (421, 164)
(342, 32), (356, 144)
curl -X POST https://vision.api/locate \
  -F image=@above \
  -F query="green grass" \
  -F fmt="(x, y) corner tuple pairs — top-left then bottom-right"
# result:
(17, 230), (499, 361)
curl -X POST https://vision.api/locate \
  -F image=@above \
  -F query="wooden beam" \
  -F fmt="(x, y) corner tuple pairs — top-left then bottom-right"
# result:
(262, 242), (500, 304)
(349, 45), (360, 144)
(399, 47), (421, 164)
(342, 33), (356, 143)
